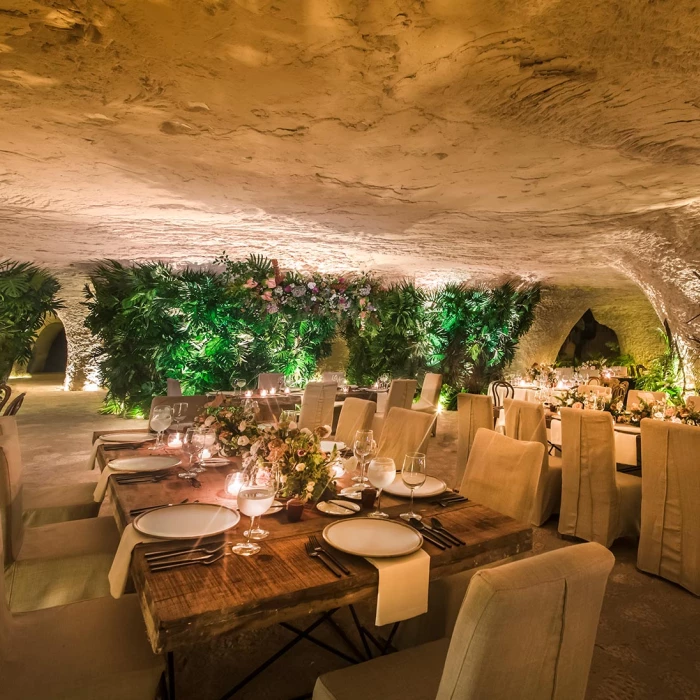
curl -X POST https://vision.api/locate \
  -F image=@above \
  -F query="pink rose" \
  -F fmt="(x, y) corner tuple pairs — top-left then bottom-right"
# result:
(261, 291), (273, 301)
(266, 278), (277, 289)
(243, 278), (258, 289)
(572, 402), (583, 410)
(664, 407), (675, 417)
(359, 311), (367, 319)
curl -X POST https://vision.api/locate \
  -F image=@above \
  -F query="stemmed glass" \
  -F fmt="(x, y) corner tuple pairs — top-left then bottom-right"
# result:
(178, 427), (199, 478)
(149, 406), (172, 450)
(189, 427), (216, 473)
(172, 402), (188, 432)
(400, 452), (426, 521)
(367, 458), (395, 519)
(232, 463), (279, 557)
(351, 430), (375, 484)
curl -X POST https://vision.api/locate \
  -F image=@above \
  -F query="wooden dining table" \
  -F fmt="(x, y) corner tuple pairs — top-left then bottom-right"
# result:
(95, 431), (531, 696)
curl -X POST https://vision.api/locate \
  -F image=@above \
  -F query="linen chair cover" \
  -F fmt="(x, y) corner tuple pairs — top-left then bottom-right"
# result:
(412, 373), (442, 413)
(0, 519), (163, 700)
(0, 422), (118, 612)
(686, 395), (700, 411)
(557, 367), (574, 379)
(576, 384), (612, 400)
(321, 371), (345, 386)
(608, 365), (628, 377)
(458, 429), (544, 524)
(637, 420), (700, 595)
(257, 372), (284, 390)
(299, 382), (337, 430)
(504, 399), (561, 525)
(148, 394), (210, 424)
(558, 408), (641, 547)
(166, 378), (182, 396)
(376, 408), (434, 468)
(513, 387), (538, 402)
(371, 379), (417, 439)
(334, 398), (375, 446)
(627, 389), (666, 407)
(314, 542), (614, 700)
(455, 394), (494, 491)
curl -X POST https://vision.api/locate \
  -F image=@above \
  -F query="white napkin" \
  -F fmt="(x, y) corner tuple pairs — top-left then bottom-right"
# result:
(86, 438), (105, 470)
(93, 464), (134, 503)
(366, 550), (430, 626)
(109, 524), (161, 598)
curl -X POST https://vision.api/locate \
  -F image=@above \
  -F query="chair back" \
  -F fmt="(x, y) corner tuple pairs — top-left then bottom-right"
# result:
(558, 408), (618, 546)
(586, 377), (600, 386)
(335, 399), (375, 446)
(490, 381), (514, 409)
(298, 382), (336, 430)
(2, 394), (25, 417)
(459, 429), (543, 523)
(321, 371), (345, 387)
(0, 417), (24, 564)
(611, 381), (629, 405)
(418, 373), (442, 408)
(557, 367), (574, 379)
(608, 366), (628, 377)
(456, 394), (494, 490)
(376, 408), (434, 467)
(166, 378), (182, 396)
(436, 543), (614, 700)
(148, 396), (210, 424)
(257, 373), (284, 391)
(576, 384), (612, 400)
(0, 385), (11, 413)
(627, 389), (666, 407)
(686, 395), (700, 411)
(385, 379), (417, 413)
(638, 420), (700, 595)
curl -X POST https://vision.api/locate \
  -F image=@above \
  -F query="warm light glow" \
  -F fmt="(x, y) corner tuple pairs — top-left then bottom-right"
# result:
(332, 463), (345, 478)
(244, 390), (253, 398)
(225, 471), (244, 499)
(269, 387), (276, 395)
(201, 448), (212, 459)
(284, 387), (290, 394)
(9, 373), (31, 380)
(260, 389), (268, 398)
(167, 432), (183, 448)
(83, 381), (100, 392)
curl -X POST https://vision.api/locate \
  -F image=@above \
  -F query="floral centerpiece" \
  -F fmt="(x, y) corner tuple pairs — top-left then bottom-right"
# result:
(612, 397), (700, 427)
(526, 363), (557, 387)
(194, 396), (260, 456)
(552, 387), (595, 411)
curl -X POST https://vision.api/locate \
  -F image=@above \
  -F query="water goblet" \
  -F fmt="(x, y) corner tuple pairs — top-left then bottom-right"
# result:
(232, 464), (278, 556)
(400, 452), (426, 521)
(149, 406), (172, 450)
(172, 401), (188, 431)
(367, 458), (395, 518)
(351, 429), (374, 484)
(178, 427), (199, 479)
(246, 462), (279, 540)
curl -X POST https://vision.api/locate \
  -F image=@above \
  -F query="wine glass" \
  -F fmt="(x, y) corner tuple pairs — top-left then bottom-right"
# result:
(149, 406), (172, 449)
(178, 427), (199, 479)
(232, 463), (279, 557)
(351, 429), (374, 484)
(400, 452), (426, 521)
(172, 402), (188, 431)
(247, 462), (279, 541)
(367, 457), (395, 518)
(190, 427), (216, 473)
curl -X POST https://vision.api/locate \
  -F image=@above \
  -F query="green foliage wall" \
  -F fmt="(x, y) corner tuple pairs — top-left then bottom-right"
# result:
(84, 257), (540, 415)
(0, 260), (62, 381)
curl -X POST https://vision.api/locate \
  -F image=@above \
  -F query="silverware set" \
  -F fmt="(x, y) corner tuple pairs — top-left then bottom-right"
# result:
(407, 517), (464, 549)
(129, 498), (193, 517)
(145, 541), (228, 571)
(304, 534), (350, 577)
(431, 492), (468, 507)
(113, 471), (170, 485)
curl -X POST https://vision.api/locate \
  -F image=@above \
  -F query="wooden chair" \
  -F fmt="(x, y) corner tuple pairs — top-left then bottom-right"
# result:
(3, 393), (25, 417)
(0, 384), (11, 413)
(490, 380), (514, 409)
(313, 543), (614, 700)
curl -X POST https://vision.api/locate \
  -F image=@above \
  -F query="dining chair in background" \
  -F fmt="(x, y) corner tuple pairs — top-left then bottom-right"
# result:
(148, 395), (210, 425)
(257, 372), (284, 391)
(558, 408), (641, 547)
(576, 384), (612, 400)
(166, 378), (182, 396)
(504, 399), (561, 525)
(334, 398), (375, 446)
(411, 373), (443, 436)
(321, 371), (345, 386)
(686, 395), (700, 411)
(637, 420), (700, 595)
(371, 379), (417, 441)
(376, 407), (434, 467)
(0, 420), (118, 613)
(299, 382), (337, 431)
(3, 393), (26, 417)
(0, 518), (164, 700)
(455, 393), (494, 491)
(626, 389), (667, 407)
(313, 542), (614, 700)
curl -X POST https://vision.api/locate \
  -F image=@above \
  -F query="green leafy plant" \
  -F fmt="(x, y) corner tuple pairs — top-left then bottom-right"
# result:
(635, 321), (684, 403)
(0, 260), (63, 381)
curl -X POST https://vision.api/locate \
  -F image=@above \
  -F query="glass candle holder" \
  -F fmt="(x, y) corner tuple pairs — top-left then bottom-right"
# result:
(269, 387), (276, 396)
(167, 432), (183, 449)
(225, 471), (245, 500)
(260, 389), (268, 398)
(244, 390), (253, 398)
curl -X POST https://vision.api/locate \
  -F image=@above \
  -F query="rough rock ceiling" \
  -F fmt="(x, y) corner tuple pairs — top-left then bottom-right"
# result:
(0, 1), (698, 309)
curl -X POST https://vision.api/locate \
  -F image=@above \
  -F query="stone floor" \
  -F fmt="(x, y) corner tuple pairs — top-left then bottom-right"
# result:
(10, 375), (700, 700)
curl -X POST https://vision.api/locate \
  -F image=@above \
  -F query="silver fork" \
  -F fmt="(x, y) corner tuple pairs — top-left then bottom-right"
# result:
(149, 550), (229, 572)
(145, 541), (225, 562)
(309, 534), (350, 575)
(304, 541), (341, 577)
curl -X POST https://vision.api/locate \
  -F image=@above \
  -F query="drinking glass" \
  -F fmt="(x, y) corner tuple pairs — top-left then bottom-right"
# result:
(149, 406), (172, 449)
(400, 452), (426, 521)
(367, 458), (395, 518)
(178, 427), (199, 478)
(351, 429), (375, 484)
(172, 402), (188, 431)
(247, 462), (279, 540)
(232, 463), (278, 556)
(190, 427), (216, 473)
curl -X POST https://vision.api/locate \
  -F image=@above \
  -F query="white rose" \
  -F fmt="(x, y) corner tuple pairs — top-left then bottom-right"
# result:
(237, 436), (250, 446)
(204, 416), (215, 426)
(280, 474), (287, 484)
(250, 440), (261, 456)
(320, 424), (332, 437)
(566, 399), (573, 406)
(238, 421), (247, 431)
(295, 463), (305, 471)
(300, 428), (312, 436)
(306, 481), (315, 493)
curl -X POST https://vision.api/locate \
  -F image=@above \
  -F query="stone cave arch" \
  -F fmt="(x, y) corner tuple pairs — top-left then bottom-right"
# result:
(556, 309), (621, 366)
(27, 320), (68, 375)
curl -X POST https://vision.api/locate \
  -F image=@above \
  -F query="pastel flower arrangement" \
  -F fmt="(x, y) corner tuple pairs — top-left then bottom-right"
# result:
(194, 396), (260, 456)
(526, 363), (557, 387)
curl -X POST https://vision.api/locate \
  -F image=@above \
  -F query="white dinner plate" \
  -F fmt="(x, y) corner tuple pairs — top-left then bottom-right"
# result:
(382, 474), (447, 499)
(108, 455), (181, 472)
(99, 432), (155, 443)
(321, 440), (345, 453)
(317, 499), (361, 516)
(264, 500), (283, 515)
(200, 457), (232, 467)
(134, 503), (240, 539)
(323, 518), (423, 558)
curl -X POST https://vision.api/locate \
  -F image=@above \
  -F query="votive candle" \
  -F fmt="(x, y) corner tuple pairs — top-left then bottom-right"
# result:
(269, 387), (276, 395)
(244, 390), (253, 398)
(260, 389), (268, 398)
(225, 471), (244, 499)
(167, 432), (183, 449)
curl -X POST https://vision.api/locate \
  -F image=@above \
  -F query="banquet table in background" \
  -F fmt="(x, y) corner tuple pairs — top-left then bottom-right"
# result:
(94, 433), (532, 657)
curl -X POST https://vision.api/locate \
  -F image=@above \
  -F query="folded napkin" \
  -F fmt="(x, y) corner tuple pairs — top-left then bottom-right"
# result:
(86, 438), (105, 470)
(366, 549), (430, 626)
(93, 464), (124, 503)
(109, 523), (161, 598)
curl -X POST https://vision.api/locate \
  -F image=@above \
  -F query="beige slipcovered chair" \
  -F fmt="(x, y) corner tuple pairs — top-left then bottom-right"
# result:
(0, 518), (164, 700)
(412, 373), (443, 437)
(627, 389), (667, 407)
(376, 408), (434, 468)
(257, 372), (284, 391)
(314, 542), (614, 700)
(322, 371), (345, 386)
(576, 384), (612, 400)
(148, 394), (210, 424)
(458, 429), (544, 524)
(0, 425), (119, 613)
(0, 417), (99, 528)
(299, 381), (337, 430)
(455, 393), (494, 490)
(558, 408), (641, 547)
(371, 379), (417, 440)
(638, 420), (700, 595)
(686, 395), (700, 411)
(166, 378), (182, 396)
(334, 398), (375, 446)
(504, 399), (561, 525)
